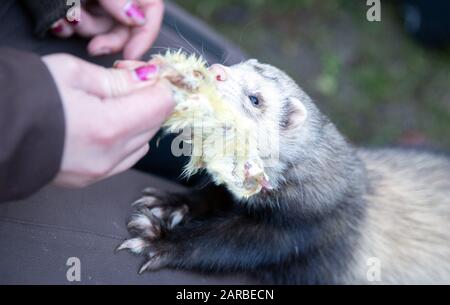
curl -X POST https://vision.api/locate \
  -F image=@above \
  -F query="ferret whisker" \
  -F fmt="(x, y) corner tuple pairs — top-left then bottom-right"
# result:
(173, 22), (203, 62)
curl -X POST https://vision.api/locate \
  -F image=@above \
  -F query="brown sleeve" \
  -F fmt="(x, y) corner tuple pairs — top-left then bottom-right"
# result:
(0, 48), (65, 203)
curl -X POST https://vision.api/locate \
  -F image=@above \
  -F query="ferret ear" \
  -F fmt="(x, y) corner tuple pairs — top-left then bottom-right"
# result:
(247, 59), (259, 65)
(281, 97), (308, 130)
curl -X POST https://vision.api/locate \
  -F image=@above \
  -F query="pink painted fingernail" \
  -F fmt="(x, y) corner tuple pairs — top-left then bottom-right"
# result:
(134, 64), (159, 81)
(124, 1), (146, 24)
(51, 21), (64, 33)
(67, 18), (79, 25)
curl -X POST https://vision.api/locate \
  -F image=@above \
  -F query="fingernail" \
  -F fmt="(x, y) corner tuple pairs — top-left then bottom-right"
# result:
(51, 21), (64, 33)
(67, 18), (79, 25)
(134, 64), (158, 81)
(124, 1), (146, 24)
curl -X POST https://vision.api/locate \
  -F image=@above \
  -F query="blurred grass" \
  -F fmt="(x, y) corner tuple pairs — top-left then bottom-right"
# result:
(173, 0), (450, 150)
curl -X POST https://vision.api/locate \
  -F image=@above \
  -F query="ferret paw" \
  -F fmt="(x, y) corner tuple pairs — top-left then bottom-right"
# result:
(117, 188), (190, 272)
(130, 187), (189, 232)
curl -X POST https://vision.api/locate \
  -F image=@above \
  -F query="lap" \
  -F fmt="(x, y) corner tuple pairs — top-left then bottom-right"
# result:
(0, 170), (249, 284)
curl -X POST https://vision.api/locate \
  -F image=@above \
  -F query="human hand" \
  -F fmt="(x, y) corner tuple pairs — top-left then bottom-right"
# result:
(51, 0), (164, 60)
(43, 53), (174, 188)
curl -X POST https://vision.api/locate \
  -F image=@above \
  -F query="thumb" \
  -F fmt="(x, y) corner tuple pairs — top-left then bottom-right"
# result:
(77, 60), (160, 98)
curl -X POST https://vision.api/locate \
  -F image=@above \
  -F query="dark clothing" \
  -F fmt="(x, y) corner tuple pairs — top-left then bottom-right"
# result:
(0, 0), (246, 284)
(0, 48), (65, 203)
(20, 0), (68, 36)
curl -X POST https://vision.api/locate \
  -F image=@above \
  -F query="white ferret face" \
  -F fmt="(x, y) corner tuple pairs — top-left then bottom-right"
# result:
(209, 59), (314, 187)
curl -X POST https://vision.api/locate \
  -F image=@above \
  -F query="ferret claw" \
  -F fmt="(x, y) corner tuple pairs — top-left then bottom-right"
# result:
(132, 196), (158, 207)
(138, 253), (165, 274)
(116, 238), (148, 254)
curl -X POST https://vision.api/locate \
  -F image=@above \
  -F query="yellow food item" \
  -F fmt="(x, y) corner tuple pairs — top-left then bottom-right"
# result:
(155, 51), (270, 198)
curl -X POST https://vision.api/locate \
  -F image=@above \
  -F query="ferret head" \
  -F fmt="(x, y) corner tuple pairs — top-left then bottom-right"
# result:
(209, 59), (326, 191)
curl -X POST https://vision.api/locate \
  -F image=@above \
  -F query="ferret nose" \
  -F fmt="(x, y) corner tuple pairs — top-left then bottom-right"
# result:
(209, 64), (228, 81)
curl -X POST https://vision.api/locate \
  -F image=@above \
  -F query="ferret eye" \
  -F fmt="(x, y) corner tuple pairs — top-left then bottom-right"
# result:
(248, 95), (260, 107)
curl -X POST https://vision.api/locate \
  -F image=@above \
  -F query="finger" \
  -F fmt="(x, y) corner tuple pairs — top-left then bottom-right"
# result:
(113, 57), (161, 69)
(107, 144), (150, 177)
(73, 6), (115, 39)
(87, 25), (131, 57)
(124, 128), (159, 155)
(105, 81), (175, 136)
(113, 59), (148, 69)
(98, 0), (146, 26)
(50, 19), (75, 38)
(76, 60), (161, 98)
(123, 0), (164, 60)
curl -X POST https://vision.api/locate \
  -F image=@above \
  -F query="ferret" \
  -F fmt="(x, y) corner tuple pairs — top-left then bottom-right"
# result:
(118, 59), (450, 284)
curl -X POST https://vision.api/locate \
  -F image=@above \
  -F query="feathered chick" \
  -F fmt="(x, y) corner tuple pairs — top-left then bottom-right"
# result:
(155, 50), (270, 198)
